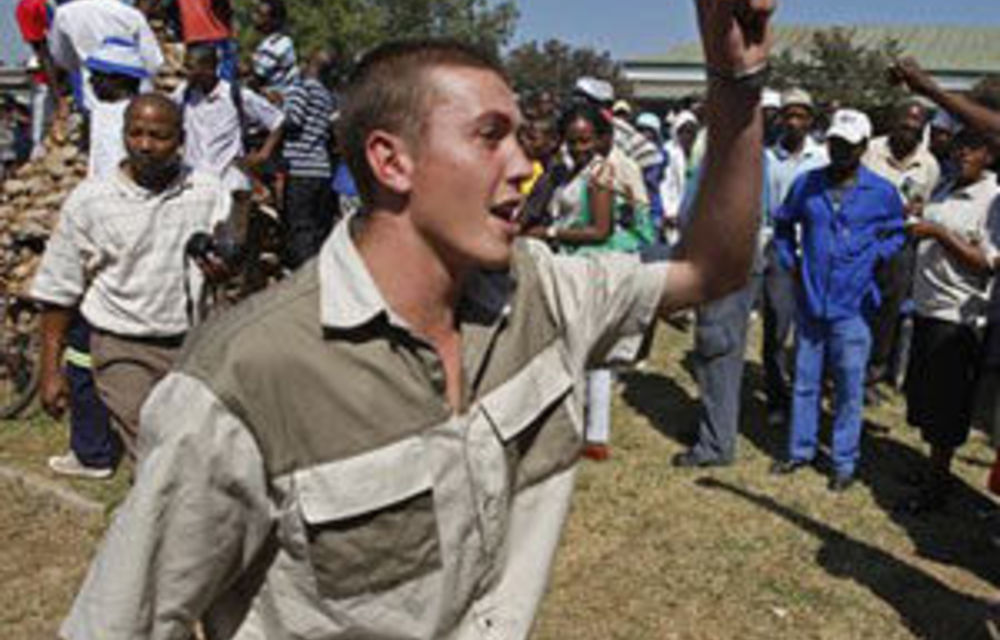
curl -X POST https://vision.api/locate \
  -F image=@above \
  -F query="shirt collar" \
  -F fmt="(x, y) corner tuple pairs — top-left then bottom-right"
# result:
(942, 170), (998, 201)
(184, 79), (227, 103)
(874, 136), (928, 171)
(110, 164), (193, 200)
(772, 135), (823, 162)
(820, 165), (881, 192)
(318, 216), (515, 331)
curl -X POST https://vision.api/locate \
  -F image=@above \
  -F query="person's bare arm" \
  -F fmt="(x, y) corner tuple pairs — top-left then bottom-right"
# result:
(893, 57), (1000, 147)
(659, 0), (774, 316)
(38, 305), (74, 419)
(549, 164), (615, 245)
(243, 126), (284, 172)
(908, 220), (993, 274)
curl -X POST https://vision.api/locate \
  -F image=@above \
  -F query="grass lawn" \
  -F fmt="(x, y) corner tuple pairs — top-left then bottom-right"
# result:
(0, 319), (997, 639)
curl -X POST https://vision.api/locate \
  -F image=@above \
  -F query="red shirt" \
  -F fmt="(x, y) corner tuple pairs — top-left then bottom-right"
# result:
(15, 0), (50, 84)
(177, 0), (232, 43)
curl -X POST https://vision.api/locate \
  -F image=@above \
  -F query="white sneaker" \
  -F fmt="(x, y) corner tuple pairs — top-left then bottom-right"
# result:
(47, 451), (113, 480)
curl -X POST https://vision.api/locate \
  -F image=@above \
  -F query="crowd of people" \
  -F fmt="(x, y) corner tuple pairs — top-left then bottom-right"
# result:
(5, 0), (1000, 637)
(516, 63), (1000, 508)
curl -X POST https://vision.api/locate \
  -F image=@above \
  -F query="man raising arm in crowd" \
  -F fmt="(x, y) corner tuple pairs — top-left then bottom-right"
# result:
(60, 1), (773, 638)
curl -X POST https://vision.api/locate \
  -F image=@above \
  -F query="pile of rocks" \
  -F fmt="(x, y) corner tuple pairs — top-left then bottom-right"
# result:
(0, 129), (87, 296)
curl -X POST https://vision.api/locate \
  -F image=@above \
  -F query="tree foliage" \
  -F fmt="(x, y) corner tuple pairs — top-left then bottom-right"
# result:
(504, 39), (632, 102)
(770, 28), (908, 118)
(232, 0), (518, 75)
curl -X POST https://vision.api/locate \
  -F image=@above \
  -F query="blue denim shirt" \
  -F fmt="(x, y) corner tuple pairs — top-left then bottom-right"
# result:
(774, 165), (905, 321)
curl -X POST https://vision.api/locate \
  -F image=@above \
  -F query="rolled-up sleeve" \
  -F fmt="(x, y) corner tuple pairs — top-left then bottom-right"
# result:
(60, 373), (274, 640)
(242, 87), (285, 131)
(31, 193), (92, 307)
(526, 240), (668, 370)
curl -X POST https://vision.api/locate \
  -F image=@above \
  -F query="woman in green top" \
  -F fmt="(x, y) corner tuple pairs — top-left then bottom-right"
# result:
(543, 103), (657, 255)
(536, 103), (655, 461)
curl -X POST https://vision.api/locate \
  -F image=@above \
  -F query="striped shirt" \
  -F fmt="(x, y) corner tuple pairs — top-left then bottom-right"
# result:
(252, 32), (298, 94)
(613, 116), (664, 172)
(282, 77), (336, 178)
(31, 168), (230, 337)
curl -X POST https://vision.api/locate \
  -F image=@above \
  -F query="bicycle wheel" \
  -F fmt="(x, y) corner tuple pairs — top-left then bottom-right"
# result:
(0, 300), (41, 419)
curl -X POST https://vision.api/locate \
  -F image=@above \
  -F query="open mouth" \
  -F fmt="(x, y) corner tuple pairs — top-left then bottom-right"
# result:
(489, 200), (523, 225)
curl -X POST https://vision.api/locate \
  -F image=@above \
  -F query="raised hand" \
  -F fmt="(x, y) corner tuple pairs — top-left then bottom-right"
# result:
(696, 0), (775, 78)
(889, 57), (937, 97)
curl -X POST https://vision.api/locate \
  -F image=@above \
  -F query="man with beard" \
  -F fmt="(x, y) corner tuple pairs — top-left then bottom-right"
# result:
(33, 93), (230, 459)
(771, 109), (905, 492)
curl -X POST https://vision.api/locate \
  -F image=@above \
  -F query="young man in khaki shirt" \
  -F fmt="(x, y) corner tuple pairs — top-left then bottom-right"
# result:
(62, 1), (775, 638)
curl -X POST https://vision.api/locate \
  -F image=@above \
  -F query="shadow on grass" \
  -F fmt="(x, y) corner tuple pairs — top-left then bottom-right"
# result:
(621, 355), (1000, 590)
(697, 477), (993, 640)
(619, 369), (700, 446)
(619, 357), (786, 460)
(735, 357), (1000, 587)
(859, 431), (1000, 588)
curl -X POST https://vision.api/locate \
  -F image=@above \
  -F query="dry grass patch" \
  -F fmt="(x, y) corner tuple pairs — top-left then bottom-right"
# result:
(0, 321), (997, 639)
(534, 320), (999, 640)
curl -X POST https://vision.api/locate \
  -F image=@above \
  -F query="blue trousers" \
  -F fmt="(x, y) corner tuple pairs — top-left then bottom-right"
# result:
(788, 313), (872, 476)
(66, 316), (120, 469)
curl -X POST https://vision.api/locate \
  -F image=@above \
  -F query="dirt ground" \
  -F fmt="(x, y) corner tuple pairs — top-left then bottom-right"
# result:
(1, 320), (997, 639)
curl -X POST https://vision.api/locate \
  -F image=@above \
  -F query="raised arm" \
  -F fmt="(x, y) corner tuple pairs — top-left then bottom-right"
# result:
(659, 0), (775, 316)
(892, 57), (1000, 148)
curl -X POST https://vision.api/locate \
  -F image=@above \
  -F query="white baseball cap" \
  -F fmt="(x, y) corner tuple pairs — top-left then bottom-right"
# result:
(827, 109), (872, 145)
(574, 76), (614, 103)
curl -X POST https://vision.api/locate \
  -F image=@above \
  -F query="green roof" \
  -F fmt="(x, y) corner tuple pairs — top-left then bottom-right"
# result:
(628, 24), (1000, 74)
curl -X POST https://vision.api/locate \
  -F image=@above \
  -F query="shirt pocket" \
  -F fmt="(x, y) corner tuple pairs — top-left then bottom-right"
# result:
(293, 437), (442, 600)
(468, 343), (580, 555)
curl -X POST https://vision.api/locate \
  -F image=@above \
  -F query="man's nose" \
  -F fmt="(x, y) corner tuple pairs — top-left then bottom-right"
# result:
(507, 139), (533, 184)
(133, 135), (154, 153)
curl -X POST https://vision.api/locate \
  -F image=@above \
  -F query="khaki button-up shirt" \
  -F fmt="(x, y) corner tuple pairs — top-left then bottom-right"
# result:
(62, 217), (668, 640)
(863, 136), (941, 205)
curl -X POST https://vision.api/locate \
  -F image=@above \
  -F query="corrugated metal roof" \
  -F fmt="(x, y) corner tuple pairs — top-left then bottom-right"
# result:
(628, 25), (1000, 74)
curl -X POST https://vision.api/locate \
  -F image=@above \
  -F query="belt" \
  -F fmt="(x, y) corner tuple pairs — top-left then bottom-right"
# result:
(94, 328), (187, 349)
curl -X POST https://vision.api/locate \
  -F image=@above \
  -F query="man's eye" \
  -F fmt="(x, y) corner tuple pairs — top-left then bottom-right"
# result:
(480, 127), (503, 142)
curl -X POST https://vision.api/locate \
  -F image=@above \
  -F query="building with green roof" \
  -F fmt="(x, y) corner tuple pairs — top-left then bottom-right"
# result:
(625, 24), (1000, 101)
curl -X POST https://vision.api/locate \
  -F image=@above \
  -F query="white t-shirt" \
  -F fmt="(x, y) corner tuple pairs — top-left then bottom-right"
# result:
(172, 80), (285, 191)
(914, 171), (1000, 326)
(48, 0), (163, 111)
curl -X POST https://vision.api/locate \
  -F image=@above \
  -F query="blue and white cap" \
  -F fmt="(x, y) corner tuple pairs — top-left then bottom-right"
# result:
(84, 36), (149, 79)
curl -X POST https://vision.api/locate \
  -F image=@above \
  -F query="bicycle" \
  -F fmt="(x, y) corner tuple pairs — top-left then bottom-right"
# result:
(0, 234), (44, 419)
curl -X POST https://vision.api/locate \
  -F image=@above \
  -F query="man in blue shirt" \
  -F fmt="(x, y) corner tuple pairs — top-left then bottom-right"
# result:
(771, 109), (905, 491)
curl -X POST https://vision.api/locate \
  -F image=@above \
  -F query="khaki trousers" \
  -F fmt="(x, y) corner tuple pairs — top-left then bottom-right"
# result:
(90, 331), (183, 460)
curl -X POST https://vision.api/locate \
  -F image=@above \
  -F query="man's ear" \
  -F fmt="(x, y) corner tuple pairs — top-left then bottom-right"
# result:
(365, 130), (416, 196)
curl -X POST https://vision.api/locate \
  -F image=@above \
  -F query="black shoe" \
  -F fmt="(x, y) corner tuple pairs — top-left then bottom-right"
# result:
(828, 473), (856, 492)
(672, 450), (732, 469)
(770, 459), (810, 475)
